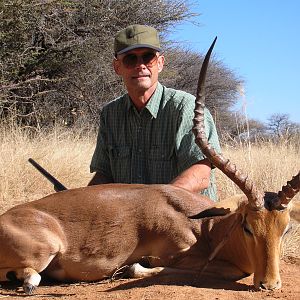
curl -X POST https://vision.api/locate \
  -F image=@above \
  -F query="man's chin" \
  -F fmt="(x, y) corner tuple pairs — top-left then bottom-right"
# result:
(134, 79), (152, 89)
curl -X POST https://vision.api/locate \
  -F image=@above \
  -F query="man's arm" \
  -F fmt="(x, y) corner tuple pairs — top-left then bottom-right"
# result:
(89, 106), (114, 186)
(170, 158), (211, 193)
(88, 172), (113, 186)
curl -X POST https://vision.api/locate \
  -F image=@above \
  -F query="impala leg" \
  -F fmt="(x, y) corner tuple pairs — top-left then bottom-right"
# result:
(126, 263), (199, 279)
(127, 263), (165, 278)
(13, 267), (41, 295)
(205, 260), (251, 281)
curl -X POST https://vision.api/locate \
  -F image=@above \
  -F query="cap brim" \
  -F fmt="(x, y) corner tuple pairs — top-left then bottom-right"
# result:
(117, 44), (162, 55)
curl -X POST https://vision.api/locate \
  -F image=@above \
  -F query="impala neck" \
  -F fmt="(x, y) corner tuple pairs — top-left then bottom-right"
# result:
(203, 215), (254, 274)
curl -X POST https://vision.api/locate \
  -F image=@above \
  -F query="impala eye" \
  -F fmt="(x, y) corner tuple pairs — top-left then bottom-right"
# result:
(243, 224), (253, 236)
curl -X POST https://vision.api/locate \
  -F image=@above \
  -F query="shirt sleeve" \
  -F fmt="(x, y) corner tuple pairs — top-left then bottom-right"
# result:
(175, 95), (221, 174)
(90, 109), (113, 179)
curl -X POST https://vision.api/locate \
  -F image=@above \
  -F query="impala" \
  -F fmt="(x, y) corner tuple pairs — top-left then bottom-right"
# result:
(0, 38), (299, 295)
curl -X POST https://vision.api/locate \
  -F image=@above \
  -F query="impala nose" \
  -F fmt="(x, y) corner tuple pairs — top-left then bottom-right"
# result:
(259, 280), (281, 290)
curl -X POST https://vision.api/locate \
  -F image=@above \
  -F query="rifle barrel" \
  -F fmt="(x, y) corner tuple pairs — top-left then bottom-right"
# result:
(28, 158), (68, 192)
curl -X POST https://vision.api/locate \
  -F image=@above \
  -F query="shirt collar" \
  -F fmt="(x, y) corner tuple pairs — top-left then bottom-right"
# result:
(144, 82), (163, 118)
(125, 82), (163, 118)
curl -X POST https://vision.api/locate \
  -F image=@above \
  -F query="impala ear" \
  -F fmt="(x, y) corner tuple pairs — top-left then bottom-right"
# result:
(189, 195), (247, 219)
(189, 207), (231, 219)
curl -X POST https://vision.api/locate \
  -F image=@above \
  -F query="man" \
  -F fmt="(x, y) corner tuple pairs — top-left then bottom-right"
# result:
(89, 24), (221, 201)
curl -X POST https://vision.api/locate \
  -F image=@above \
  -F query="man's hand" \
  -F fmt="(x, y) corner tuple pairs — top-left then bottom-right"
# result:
(170, 159), (211, 193)
(88, 172), (113, 186)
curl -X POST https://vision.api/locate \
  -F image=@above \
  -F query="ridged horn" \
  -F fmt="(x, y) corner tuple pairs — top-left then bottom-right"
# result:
(192, 37), (264, 210)
(277, 172), (300, 207)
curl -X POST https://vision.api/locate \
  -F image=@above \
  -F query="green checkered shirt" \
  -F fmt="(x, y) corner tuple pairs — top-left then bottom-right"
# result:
(90, 83), (221, 201)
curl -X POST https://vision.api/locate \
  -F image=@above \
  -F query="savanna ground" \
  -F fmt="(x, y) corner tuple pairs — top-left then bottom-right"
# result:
(0, 125), (299, 299)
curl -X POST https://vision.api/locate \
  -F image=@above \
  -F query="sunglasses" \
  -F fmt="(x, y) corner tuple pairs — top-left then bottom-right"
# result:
(118, 52), (159, 69)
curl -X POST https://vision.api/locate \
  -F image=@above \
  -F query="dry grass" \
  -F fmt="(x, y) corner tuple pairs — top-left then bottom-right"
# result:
(0, 126), (299, 258)
(217, 142), (300, 200)
(0, 125), (95, 212)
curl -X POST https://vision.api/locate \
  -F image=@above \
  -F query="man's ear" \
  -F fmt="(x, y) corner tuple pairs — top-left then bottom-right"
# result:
(157, 55), (164, 73)
(113, 58), (121, 75)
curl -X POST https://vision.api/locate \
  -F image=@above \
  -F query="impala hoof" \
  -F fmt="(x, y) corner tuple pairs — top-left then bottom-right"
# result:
(259, 280), (281, 290)
(23, 283), (36, 295)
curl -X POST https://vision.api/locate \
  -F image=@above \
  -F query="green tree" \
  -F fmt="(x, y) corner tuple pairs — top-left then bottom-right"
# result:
(0, 0), (241, 132)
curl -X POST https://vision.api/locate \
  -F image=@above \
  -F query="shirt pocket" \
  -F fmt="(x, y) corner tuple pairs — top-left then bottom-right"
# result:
(147, 144), (177, 183)
(148, 144), (174, 161)
(108, 145), (131, 182)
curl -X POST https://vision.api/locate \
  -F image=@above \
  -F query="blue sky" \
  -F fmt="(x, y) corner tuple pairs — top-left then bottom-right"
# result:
(170, 0), (300, 124)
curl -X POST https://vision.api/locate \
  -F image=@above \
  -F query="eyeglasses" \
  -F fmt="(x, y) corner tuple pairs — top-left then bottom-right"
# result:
(118, 52), (159, 69)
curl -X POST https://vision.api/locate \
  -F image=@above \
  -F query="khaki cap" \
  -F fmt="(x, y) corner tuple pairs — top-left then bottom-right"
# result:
(114, 24), (161, 55)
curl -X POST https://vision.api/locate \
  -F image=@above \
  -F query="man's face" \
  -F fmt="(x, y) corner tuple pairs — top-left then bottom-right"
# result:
(113, 48), (164, 94)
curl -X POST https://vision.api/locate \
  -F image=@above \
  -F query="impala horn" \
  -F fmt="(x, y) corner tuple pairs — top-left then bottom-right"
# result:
(277, 172), (300, 208)
(192, 37), (264, 210)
